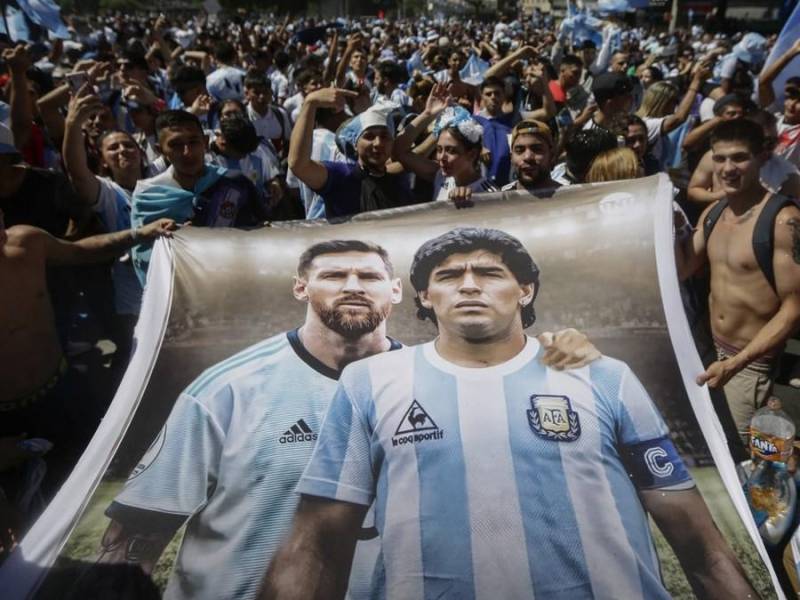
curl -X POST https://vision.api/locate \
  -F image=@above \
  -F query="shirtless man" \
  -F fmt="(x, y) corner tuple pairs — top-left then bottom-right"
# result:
(0, 209), (175, 498)
(677, 118), (800, 442)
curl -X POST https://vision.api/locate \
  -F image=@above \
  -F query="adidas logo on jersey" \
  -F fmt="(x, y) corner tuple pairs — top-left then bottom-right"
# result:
(392, 400), (444, 446)
(279, 419), (318, 443)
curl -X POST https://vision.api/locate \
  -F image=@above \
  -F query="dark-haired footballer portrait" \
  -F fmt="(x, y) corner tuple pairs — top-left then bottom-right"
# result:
(24, 176), (777, 599)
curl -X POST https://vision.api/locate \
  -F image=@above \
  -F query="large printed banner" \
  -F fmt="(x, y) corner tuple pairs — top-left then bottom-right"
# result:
(1, 174), (782, 598)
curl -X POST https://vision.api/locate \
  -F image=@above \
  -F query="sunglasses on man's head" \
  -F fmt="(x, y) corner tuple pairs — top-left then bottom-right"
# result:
(786, 87), (800, 100)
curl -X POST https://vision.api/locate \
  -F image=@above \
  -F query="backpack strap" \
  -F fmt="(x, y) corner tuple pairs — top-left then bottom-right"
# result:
(703, 198), (728, 242)
(753, 194), (799, 294)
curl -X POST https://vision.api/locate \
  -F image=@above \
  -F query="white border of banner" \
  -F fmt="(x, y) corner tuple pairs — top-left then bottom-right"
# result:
(0, 239), (176, 599)
(651, 173), (784, 597)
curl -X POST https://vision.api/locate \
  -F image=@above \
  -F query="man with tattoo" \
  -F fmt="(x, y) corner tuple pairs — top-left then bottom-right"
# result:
(677, 118), (800, 443)
(0, 209), (175, 534)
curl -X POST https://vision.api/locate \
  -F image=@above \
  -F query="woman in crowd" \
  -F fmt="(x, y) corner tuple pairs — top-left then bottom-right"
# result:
(392, 83), (496, 204)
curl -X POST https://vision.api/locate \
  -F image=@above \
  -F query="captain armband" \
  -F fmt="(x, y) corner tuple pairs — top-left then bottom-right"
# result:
(619, 436), (694, 491)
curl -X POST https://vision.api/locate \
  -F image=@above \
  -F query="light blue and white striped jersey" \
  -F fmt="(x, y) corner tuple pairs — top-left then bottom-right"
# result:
(109, 330), (399, 600)
(209, 141), (282, 194)
(299, 337), (693, 600)
(95, 177), (142, 315)
(285, 128), (349, 219)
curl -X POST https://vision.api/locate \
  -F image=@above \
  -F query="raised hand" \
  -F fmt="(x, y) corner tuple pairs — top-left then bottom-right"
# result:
(425, 82), (451, 116)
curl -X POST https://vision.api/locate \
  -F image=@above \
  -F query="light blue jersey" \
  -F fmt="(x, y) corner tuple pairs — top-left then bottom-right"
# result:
(109, 330), (398, 600)
(299, 337), (693, 600)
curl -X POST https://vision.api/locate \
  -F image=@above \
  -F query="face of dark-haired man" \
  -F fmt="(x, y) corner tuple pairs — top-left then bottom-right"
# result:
(418, 249), (534, 343)
(158, 124), (207, 180)
(294, 251), (402, 340)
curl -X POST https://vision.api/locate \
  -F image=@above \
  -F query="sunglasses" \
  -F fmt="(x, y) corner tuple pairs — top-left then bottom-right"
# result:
(786, 87), (800, 100)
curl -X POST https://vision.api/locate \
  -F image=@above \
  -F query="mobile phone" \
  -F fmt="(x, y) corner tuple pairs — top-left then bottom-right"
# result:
(66, 71), (89, 93)
(556, 108), (573, 130)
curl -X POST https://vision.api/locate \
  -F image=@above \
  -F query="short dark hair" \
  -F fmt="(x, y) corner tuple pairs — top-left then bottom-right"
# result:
(710, 118), (766, 155)
(480, 76), (506, 93)
(213, 40), (236, 64)
(155, 110), (203, 137)
(565, 128), (618, 182)
(297, 240), (394, 277)
(377, 62), (406, 85)
(409, 227), (540, 328)
(607, 112), (647, 137)
(219, 115), (259, 155)
(244, 69), (270, 90)
(560, 54), (584, 69)
(294, 68), (322, 90)
(170, 65), (206, 94)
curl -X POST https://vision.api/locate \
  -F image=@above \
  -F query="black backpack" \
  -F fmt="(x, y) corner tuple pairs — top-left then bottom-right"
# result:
(703, 194), (800, 294)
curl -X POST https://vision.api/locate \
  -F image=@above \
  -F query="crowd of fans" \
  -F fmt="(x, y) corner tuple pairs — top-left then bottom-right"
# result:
(1, 6), (800, 567)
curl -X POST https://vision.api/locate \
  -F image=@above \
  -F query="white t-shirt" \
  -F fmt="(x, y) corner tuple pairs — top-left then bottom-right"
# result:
(642, 116), (667, 162)
(432, 170), (497, 201)
(247, 103), (292, 147)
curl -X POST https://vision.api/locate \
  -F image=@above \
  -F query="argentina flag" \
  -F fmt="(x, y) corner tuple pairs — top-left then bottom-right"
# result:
(761, 0), (800, 105)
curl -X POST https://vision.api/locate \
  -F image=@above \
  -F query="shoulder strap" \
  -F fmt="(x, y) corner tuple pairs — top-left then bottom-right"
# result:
(753, 194), (799, 293)
(703, 199), (728, 242)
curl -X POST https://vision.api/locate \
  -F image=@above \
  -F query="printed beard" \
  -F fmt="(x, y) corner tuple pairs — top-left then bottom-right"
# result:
(314, 300), (389, 339)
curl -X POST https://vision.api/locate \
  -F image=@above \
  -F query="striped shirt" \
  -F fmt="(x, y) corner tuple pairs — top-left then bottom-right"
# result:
(299, 337), (693, 599)
(109, 330), (399, 600)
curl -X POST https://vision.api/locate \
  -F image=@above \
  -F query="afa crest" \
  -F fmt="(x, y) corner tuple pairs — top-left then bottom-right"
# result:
(527, 395), (581, 442)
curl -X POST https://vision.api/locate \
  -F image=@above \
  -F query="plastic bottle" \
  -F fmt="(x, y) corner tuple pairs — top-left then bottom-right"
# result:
(747, 397), (797, 545)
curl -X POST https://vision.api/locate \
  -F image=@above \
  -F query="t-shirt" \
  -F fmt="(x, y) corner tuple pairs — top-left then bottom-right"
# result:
(108, 330), (400, 600)
(432, 171), (497, 201)
(776, 115), (800, 167)
(300, 338), (693, 599)
(317, 161), (412, 218)
(95, 177), (142, 315)
(0, 168), (80, 236)
(247, 104), (292, 153)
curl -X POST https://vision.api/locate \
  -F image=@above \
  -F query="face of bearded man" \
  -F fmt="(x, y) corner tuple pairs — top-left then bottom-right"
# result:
(298, 250), (401, 339)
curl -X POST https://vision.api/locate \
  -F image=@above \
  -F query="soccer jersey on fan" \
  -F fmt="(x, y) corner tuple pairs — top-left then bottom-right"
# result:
(299, 337), (693, 600)
(108, 330), (398, 600)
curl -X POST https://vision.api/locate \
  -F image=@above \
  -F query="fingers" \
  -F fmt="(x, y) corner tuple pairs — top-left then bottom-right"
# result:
(537, 331), (555, 348)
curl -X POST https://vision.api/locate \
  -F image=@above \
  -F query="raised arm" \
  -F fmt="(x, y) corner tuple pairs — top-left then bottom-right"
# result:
(391, 82), (450, 183)
(63, 86), (104, 205)
(758, 39), (800, 108)
(641, 488), (757, 599)
(260, 495), (367, 600)
(484, 46), (537, 81)
(288, 88), (356, 192)
(2, 46), (33, 152)
(322, 29), (339, 85)
(37, 83), (70, 145)
(335, 33), (362, 88)
(660, 65), (708, 135)
(682, 116), (722, 153)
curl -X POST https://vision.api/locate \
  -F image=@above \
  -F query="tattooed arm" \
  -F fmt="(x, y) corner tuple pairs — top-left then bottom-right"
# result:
(700, 205), (800, 387)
